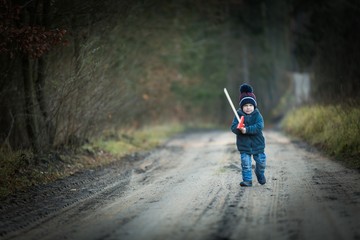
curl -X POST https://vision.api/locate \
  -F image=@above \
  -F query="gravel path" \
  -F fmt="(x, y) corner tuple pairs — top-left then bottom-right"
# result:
(1, 130), (359, 240)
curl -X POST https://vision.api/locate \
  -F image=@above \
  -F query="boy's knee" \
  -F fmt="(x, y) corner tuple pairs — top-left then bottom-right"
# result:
(241, 162), (251, 170)
(241, 159), (252, 170)
(255, 153), (266, 163)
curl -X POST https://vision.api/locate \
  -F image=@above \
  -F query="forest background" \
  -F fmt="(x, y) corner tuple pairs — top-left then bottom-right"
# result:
(1, 0), (359, 178)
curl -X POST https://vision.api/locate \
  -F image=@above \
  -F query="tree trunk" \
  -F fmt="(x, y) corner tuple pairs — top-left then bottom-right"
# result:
(34, 0), (55, 148)
(36, 57), (56, 147)
(22, 57), (40, 152)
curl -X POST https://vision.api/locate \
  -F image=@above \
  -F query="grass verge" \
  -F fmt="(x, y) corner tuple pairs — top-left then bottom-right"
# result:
(0, 123), (190, 199)
(281, 104), (360, 170)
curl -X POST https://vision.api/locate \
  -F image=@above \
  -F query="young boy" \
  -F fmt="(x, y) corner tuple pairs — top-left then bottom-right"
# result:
(230, 83), (266, 187)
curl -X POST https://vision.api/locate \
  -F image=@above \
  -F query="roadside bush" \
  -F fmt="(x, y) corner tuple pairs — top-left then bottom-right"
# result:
(282, 105), (360, 169)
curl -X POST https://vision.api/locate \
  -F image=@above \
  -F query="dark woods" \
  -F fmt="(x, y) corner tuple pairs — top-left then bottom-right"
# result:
(1, 0), (67, 151)
(1, 0), (359, 152)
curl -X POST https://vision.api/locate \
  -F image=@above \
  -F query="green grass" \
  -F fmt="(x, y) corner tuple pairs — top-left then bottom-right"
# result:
(90, 123), (186, 157)
(282, 105), (360, 169)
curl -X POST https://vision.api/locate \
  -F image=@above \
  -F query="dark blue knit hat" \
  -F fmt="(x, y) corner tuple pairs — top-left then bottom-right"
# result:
(239, 83), (257, 109)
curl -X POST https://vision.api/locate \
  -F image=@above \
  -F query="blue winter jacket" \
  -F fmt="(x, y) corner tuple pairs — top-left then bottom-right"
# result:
(230, 108), (265, 155)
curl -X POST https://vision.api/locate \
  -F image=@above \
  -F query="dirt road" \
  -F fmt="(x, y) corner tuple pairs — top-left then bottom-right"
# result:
(1, 130), (360, 240)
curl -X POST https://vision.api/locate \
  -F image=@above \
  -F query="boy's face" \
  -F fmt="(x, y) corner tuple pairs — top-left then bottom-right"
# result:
(242, 103), (254, 114)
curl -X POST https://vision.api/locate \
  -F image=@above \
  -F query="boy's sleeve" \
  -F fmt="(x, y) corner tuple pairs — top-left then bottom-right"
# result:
(231, 116), (241, 135)
(245, 113), (264, 135)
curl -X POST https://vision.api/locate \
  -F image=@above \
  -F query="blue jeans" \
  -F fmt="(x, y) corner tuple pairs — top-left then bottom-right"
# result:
(240, 152), (266, 182)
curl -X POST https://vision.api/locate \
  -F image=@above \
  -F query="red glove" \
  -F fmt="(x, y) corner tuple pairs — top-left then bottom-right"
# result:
(236, 116), (245, 129)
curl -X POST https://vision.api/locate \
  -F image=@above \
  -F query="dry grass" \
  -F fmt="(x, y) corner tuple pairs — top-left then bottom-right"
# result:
(282, 105), (360, 169)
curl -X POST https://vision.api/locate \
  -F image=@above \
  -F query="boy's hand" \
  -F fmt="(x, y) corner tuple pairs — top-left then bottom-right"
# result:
(236, 123), (246, 134)
(236, 116), (246, 134)
(240, 127), (246, 134)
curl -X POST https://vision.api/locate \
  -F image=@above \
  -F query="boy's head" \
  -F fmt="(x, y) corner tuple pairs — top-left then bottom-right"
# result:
(239, 83), (257, 111)
(242, 103), (255, 114)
